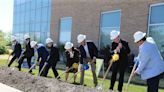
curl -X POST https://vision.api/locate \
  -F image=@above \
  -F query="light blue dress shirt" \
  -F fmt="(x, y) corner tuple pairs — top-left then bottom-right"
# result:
(136, 39), (164, 80)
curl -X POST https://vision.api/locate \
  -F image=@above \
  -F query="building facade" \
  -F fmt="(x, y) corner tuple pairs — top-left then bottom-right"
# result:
(13, 0), (51, 43)
(13, 0), (164, 57)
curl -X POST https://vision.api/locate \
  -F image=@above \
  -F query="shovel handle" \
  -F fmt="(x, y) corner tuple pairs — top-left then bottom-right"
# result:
(102, 59), (113, 84)
(126, 62), (137, 90)
(56, 66), (73, 79)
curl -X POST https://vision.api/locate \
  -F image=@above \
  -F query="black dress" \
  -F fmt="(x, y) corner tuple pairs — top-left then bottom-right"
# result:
(65, 47), (80, 73)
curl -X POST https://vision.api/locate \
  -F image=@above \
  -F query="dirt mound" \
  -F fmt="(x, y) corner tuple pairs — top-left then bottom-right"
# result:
(0, 67), (105, 92)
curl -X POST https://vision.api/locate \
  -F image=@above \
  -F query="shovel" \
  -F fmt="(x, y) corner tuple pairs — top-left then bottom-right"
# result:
(56, 63), (79, 79)
(126, 61), (137, 91)
(38, 62), (48, 76)
(96, 59), (114, 90)
(6, 54), (11, 66)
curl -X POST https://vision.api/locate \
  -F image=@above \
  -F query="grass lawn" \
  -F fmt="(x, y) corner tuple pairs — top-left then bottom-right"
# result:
(0, 54), (164, 92)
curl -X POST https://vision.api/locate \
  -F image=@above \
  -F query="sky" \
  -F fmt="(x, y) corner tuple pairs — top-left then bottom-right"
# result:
(0, 0), (13, 33)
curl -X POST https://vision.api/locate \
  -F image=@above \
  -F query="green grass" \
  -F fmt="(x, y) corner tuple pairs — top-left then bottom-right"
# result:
(0, 55), (164, 92)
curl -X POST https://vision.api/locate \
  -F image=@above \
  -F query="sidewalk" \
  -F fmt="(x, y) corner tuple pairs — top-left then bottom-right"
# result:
(0, 83), (22, 92)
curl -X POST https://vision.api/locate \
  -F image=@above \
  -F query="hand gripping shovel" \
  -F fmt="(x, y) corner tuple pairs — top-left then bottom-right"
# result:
(56, 63), (79, 79)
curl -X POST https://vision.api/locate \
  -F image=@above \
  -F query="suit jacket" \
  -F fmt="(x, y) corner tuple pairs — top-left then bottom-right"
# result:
(65, 47), (80, 67)
(79, 41), (98, 64)
(24, 41), (34, 57)
(11, 42), (22, 58)
(46, 46), (60, 65)
(37, 46), (49, 62)
(111, 39), (131, 67)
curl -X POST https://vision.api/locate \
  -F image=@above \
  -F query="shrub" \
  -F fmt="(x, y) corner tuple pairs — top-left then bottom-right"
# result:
(0, 45), (8, 54)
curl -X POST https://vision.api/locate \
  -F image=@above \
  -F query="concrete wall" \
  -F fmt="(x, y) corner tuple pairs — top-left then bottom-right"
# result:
(50, 0), (164, 54)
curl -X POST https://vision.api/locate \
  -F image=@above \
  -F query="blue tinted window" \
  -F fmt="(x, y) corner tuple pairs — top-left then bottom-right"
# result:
(41, 7), (48, 22)
(150, 5), (164, 24)
(101, 11), (121, 27)
(31, 0), (36, 10)
(59, 17), (72, 43)
(36, 9), (41, 22)
(36, 0), (42, 9)
(100, 10), (121, 48)
(149, 3), (164, 58)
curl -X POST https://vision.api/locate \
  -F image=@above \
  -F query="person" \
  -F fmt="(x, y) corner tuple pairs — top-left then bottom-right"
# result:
(42, 38), (60, 78)
(18, 34), (34, 73)
(109, 30), (131, 92)
(133, 31), (164, 92)
(8, 36), (22, 67)
(64, 42), (80, 83)
(77, 34), (98, 87)
(30, 41), (49, 76)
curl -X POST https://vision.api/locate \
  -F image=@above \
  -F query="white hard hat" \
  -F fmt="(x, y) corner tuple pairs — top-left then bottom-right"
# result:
(30, 41), (37, 48)
(11, 36), (17, 42)
(77, 34), (86, 43)
(133, 31), (146, 43)
(110, 30), (120, 40)
(24, 34), (30, 40)
(46, 38), (53, 44)
(65, 42), (73, 49)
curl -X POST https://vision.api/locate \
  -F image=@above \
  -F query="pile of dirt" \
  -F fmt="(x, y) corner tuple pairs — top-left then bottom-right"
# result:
(0, 67), (106, 92)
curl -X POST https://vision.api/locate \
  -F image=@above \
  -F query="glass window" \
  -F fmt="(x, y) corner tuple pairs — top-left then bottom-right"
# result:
(100, 10), (121, 48)
(41, 7), (48, 22)
(41, 22), (48, 32)
(42, 0), (49, 7)
(59, 17), (72, 44)
(150, 5), (164, 24)
(36, 9), (41, 22)
(30, 23), (35, 32)
(149, 3), (164, 58)
(30, 10), (35, 22)
(25, 1), (31, 11)
(35, 23), (40, 32)
(34, 32), (41, 43)
(36, 0), (42, 9)
(31, 0), (36, 10)
(47, 6), (51, 22)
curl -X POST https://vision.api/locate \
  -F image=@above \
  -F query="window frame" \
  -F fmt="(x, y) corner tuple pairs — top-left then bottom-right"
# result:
(99, 9), (121, 49)
(59, 17), (73, 44)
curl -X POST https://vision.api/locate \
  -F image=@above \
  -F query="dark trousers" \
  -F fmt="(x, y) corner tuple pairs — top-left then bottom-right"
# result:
(110, 62), (126, 92)
(38, 60), (45, 76)
(43, 62), (59, 78)
(18, 56), (32, 72)
(147, 73), (164, 92)
(8, 56), (18, 67)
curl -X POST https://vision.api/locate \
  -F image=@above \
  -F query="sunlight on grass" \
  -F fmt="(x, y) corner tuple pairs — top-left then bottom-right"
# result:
(0, 55), (164, 92)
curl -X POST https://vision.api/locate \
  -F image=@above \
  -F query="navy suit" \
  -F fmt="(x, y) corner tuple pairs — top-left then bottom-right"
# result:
(37, 46), (49, 75)
(8, 42), (22, 67)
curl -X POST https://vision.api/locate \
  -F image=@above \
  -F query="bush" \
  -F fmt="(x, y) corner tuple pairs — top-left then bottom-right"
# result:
(0, 45), (8, 54)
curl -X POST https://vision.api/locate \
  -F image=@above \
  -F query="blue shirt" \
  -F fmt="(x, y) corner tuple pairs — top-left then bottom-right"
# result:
(136, 39), (164, 80)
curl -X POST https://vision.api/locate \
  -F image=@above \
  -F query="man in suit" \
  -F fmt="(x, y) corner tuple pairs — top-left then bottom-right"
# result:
(109, 30), (131, 92)
(133, 31), (164, 92)
(18, 34), (34, 73)
(42, 38), (60, 78)
(77, 34), (98, 87)
(30, 41), (49, 76)
(8, 36), (22, 67)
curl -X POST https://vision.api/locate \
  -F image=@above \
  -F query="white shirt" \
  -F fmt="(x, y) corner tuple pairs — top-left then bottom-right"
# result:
(84, 43), (90, 58)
